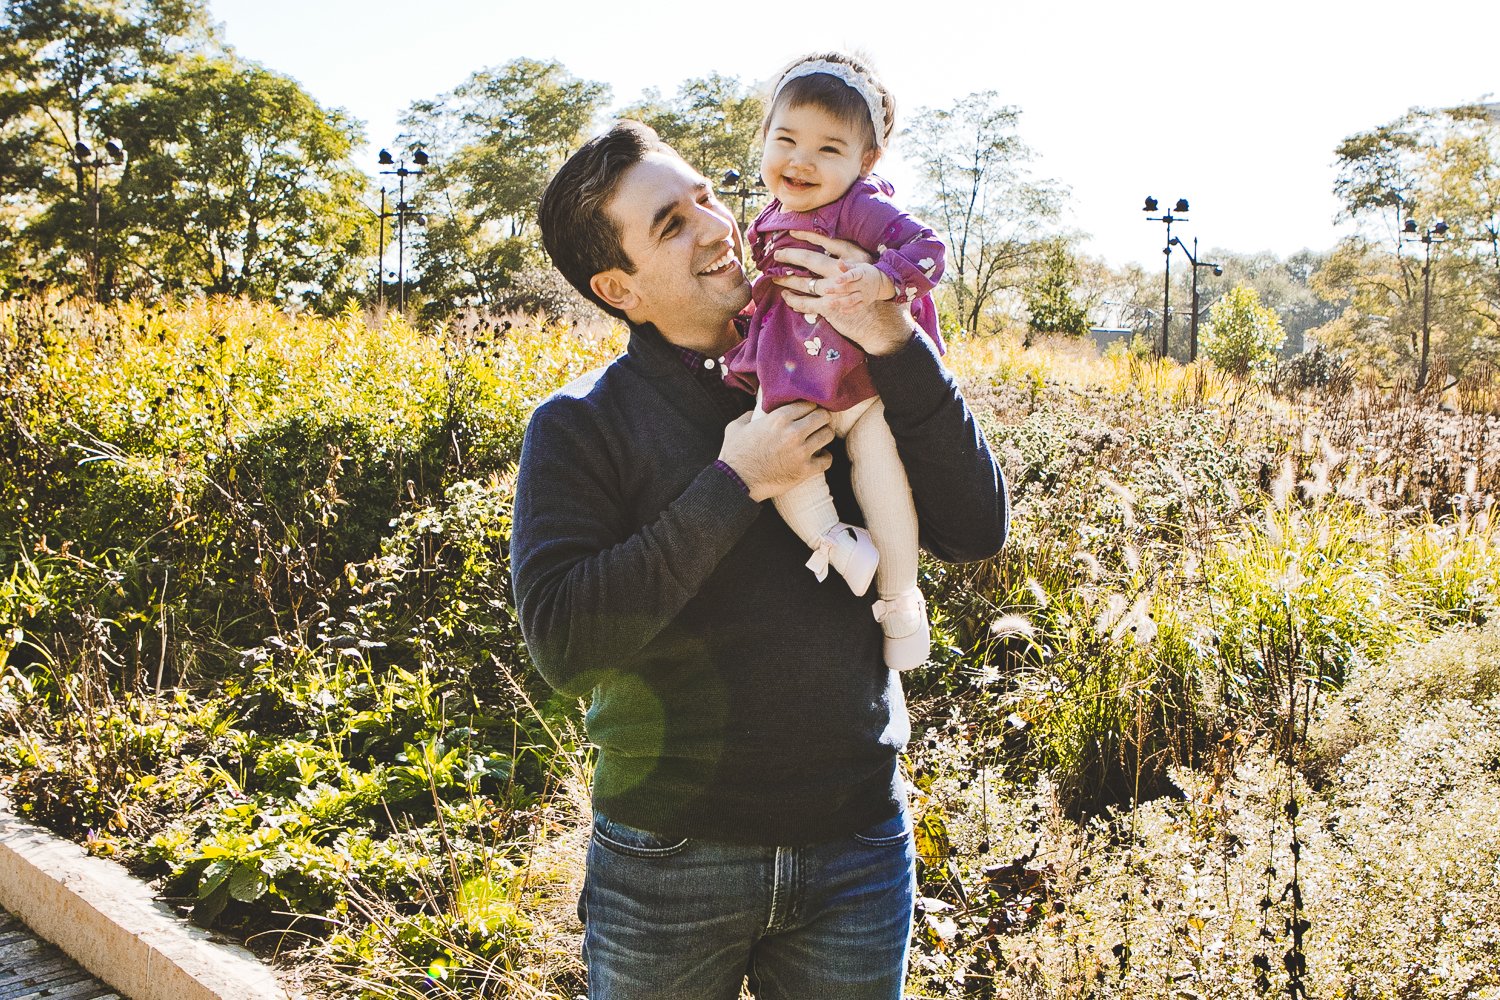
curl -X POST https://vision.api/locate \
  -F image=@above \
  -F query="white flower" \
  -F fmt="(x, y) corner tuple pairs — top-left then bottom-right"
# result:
(990, 614), (1036, 637)
(1110, 594), (1157, 645)
(803, 336), (822, 356)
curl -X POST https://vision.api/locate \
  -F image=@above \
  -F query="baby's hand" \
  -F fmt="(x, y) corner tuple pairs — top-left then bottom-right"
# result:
(824, 262), (896, 313)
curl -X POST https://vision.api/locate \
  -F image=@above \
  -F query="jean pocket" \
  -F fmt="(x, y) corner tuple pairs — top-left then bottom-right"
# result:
(851, 809), (912, 848)
(591, 814), (690, 858)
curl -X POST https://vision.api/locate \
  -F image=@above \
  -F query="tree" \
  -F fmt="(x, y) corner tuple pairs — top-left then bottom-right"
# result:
(1201, 285), (1286, 378)
(1024, 240), (1089, 339)
(0, 0), (215, 293)
(1184, 249), (1342, 356)
(903, 92), (1063, 338)
(620, 74), (766, 226)
(398, 58), (609, 315)
(105, 55), (372, 305)
(1427, 106), (1500, 354)
(1312, 106), (1499, 385)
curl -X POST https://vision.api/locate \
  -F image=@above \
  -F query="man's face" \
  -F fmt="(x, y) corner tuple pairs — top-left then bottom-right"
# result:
(595, 151), (750, 350)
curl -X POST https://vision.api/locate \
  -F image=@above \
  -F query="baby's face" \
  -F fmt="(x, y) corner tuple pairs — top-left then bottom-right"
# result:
(760, 102), (876, 214)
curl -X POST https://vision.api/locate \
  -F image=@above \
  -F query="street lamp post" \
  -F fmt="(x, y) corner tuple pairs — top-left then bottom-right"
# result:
(1171, 236), (1223, 362)
(716, 168), (766, 229)
(378, 147), (430, 311)
(1143, 196), (1190, 359)
(1403, 218), (1448, 391)
(72, 139), (126, 302)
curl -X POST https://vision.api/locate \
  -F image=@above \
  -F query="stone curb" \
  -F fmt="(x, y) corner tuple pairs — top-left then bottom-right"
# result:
(0, 799), (289, 1000)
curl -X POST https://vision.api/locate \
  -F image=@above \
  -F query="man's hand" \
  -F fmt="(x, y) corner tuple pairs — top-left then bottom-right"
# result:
(719, 400), (834, 503)
(772, 231), (915, 357)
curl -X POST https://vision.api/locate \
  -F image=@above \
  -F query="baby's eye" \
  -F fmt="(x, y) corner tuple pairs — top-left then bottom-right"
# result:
(776, 136), (794, 145)
(820, 146), (841, 155)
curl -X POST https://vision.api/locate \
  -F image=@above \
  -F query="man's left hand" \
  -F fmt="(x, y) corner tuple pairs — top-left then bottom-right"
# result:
(773, 231), (916, 358)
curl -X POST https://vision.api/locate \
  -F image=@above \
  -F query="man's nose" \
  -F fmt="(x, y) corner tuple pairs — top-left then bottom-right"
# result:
(695, 200), (732, 242)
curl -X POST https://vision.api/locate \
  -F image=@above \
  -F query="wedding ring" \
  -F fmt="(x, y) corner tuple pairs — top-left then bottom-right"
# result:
(811, 278), (821, 295)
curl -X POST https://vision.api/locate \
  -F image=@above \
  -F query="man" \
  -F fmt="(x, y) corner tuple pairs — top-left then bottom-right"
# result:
(513, 120), (1007, 1000)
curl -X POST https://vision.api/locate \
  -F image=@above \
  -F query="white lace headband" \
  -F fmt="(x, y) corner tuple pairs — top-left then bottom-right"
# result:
(774, 60), (888, 142)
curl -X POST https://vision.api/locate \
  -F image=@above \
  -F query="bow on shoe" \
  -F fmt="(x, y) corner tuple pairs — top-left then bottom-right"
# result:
(805, 534), (837, 582)
(872, 589), (925, 631)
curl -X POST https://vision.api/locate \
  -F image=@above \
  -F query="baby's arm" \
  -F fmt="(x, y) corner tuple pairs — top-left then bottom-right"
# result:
(824, 260), (895, 311)
(825, 182), (946, 310)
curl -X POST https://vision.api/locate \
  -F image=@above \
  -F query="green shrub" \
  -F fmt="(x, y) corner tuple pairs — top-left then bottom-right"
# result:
(1201, 285), (1287, 379)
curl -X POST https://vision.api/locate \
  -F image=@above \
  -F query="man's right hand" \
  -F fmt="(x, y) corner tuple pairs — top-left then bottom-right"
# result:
(719, 400), (834, 503)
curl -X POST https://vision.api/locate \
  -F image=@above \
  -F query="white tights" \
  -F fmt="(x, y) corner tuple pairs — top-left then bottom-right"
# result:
(752, 394), (918, 601)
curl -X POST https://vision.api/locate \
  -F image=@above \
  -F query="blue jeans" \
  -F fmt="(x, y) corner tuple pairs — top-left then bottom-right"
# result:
(579, 805), (917, 999)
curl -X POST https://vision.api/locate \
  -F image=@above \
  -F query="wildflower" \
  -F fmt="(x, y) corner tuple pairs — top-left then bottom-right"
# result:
(991, 614), (1037, 638)
(1110, 594), (1157, 645)
(1095, 593), (1128, 637)
(1320, 436), (1345, 472)
(1272, 458), (1296, 508)
(1301, 461), (1331, 502)
(1072, 550), (1103, 581)
(1265, 507), (1285, 548)
(1101, 475), (1138, 528)
(1026, 578), (1050, 608)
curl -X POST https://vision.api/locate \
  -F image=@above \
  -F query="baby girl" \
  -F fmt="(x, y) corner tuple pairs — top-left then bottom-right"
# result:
(724, 51), (945, 670)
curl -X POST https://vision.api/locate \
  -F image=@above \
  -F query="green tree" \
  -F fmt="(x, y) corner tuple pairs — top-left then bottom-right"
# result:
(0, 0), (214, 293)
(399, 58), (609, 315)
(620, 74), (766, 226)
(1201, 285), (1286, 378)
(110, 55), (372, 305)
(904, 92), (1062, 338)
(1427, 105), (1500, 354)
(1024, 241), (1089, 339)
(1312, 105), (1499, 386)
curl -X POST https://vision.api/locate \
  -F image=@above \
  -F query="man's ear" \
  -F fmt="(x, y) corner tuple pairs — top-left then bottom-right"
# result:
(590, 270), (639, 315)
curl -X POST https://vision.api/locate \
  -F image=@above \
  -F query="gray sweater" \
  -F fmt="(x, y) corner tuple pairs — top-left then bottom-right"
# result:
(510, 322), (1007, 845)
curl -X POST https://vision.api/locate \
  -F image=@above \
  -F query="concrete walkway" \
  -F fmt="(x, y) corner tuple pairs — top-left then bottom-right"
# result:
(0, 909), (122, 999)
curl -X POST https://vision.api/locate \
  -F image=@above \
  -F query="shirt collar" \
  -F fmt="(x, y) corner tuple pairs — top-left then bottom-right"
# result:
(677, 344), (725, 375)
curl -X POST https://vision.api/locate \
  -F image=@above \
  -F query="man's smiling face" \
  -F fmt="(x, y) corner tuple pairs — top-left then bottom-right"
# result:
(592, 151), (750, 353)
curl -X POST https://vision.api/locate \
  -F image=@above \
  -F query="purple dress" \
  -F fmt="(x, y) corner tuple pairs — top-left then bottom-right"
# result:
(723, 175), (946, 412)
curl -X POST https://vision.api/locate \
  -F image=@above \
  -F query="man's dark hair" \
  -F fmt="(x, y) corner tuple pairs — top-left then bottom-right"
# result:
(539, 120), (668, 322)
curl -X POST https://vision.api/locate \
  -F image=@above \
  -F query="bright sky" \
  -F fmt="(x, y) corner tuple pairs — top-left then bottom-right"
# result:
(207, 0), (1497, 270)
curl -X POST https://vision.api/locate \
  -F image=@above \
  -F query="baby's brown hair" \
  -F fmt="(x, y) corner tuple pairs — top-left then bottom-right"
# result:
(763, 52), (896, 155)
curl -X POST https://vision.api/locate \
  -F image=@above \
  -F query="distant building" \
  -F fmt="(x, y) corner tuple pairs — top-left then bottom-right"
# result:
(1088, 327), (1135, 353)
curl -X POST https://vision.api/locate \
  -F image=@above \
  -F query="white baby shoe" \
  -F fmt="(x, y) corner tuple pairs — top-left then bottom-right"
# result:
(806, 524), (879, 596)
(872, 588), (930, 671)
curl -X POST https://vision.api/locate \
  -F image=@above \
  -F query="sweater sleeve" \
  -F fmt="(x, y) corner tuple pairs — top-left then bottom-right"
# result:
(840, 183), (947, 303)
(510, 394), (762, 697)
(867, 333), (1007, 563)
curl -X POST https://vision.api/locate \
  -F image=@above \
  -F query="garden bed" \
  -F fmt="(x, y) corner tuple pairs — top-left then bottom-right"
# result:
(3, 298), (1498, 997)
